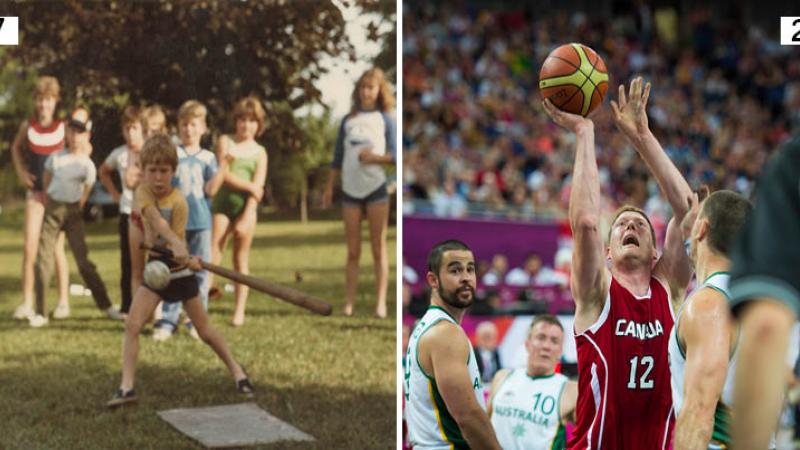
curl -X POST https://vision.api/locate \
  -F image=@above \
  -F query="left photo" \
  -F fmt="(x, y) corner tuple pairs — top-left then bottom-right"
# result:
(0, 2), (397, 449)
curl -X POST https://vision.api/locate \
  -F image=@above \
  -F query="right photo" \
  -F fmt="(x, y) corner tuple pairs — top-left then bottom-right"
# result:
(401, 2), (800, 449)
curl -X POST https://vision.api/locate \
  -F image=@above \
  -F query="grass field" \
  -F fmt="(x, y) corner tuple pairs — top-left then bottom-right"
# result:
(0, 209), (396, 449)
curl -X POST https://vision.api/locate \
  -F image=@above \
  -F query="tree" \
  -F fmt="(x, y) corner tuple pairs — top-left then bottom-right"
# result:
(2, 0), (356, 205)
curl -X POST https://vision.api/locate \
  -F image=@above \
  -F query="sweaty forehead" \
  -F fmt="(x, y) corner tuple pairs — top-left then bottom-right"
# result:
(442, 250), (475, 266)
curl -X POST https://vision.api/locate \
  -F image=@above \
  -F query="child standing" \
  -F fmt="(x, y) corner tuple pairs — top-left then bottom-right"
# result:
(107, 134), (252, 407)
(153, 100), (223, 340)
(322, 68), (396, 318)
(31, 107), (121, 327)
(98, 106), (145, 316)
(209, 96), (268, 327)
(10, 76), (71, 320)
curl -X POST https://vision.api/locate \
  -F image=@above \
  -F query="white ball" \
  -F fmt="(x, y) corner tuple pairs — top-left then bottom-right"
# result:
(144, 260), (171, 290)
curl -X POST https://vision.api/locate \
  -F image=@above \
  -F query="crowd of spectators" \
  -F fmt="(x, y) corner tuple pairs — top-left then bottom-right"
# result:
(402, 2), (800, 228)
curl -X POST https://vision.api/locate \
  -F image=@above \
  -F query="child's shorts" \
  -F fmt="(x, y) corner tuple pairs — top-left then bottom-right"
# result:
(144, 268), (199, 303)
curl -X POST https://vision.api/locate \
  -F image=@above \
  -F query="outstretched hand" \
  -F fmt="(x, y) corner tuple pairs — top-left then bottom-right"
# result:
(679, 186), (710, 242)
(541, 98), (593, 133)
(610, 76), (651, 143)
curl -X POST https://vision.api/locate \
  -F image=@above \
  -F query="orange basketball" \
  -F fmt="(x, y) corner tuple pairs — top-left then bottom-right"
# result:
(539, 43), (609, 117)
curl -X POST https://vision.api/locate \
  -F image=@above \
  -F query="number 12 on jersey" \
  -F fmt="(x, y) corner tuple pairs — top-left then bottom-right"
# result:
(627, 355), (654, 389)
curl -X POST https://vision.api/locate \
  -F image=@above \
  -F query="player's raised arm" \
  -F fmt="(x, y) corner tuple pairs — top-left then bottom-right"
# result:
(425, 322), (502, 450)
(611, 77), (692, 220)
(542, 99), (607, 332)
(612, 77), (693, 297)
(673, 289), (732, 448)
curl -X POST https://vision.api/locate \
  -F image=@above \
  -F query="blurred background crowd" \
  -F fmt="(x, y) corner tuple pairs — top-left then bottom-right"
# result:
(403, 1), (800, 225)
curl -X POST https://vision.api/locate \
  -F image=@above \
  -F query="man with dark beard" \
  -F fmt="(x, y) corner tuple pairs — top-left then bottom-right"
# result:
(404, 240), (502, 450)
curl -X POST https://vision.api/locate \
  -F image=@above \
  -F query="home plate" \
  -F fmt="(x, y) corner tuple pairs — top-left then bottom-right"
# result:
(158, 402), (315, 448)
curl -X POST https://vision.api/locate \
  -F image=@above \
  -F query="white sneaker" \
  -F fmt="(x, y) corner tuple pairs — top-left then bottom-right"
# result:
(105, 307), (123, 321)
(52, 304), (71, 319)
(152, 327), (172, 342)
(29, 314), (49, 328)
(13, 304), (34, 320)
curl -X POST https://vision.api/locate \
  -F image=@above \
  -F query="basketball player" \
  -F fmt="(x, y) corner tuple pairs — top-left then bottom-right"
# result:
(543, 76), (694, 449)
(668, 189), (752, 449)
(487, 314), (577, 450)
(404, 240), (501, 450)
(728, 138), (800, 450)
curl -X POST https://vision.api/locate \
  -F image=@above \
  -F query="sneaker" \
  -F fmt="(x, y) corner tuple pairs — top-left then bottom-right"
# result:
(29, 314), (49, 328)
(105, 307), (123, 321)
(152, 327), (172, 342)
(52, 304), (71, 320)
(236, 377), (255, 398)
(13, 304), (34, 320)
(106, 389), (137, 408)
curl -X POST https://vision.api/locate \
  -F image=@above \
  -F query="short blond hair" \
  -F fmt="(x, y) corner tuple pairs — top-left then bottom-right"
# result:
(140, 134), (178, 170)
(609, 205), (657, 248)
(142, 104), (167, 133)
(232, 96), (266, 137)
(34, 76), (60, 100)
(177, 100), (207, 125)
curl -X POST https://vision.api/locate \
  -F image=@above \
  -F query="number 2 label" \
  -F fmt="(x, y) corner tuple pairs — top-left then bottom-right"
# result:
(781, 17), (800, 45)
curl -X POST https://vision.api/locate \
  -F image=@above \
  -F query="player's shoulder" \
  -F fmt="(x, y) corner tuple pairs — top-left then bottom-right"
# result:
(686, 285), (729, 315)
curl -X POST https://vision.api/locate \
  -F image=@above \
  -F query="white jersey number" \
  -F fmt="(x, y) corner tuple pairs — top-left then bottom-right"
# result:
(627, 355), (655, 390)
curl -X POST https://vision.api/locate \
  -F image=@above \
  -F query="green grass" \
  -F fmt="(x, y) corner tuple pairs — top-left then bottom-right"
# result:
(0, 210), (396, 449)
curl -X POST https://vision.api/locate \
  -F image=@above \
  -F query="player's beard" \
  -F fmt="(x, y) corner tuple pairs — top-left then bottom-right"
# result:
(438, 281), (476, 309)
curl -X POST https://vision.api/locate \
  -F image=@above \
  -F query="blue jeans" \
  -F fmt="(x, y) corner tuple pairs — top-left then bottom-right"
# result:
(157, 229), (210, 332)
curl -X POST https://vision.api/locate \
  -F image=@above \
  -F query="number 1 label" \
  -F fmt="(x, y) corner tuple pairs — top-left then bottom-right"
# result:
(0, 17), (17, 45)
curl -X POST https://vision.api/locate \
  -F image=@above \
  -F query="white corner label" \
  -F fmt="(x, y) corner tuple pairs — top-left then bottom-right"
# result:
(781, 17), (800, 46)
(0, 17), (18, 45)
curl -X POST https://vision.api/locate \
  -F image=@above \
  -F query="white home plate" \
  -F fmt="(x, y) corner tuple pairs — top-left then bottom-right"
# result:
(158, 402), (314, 448)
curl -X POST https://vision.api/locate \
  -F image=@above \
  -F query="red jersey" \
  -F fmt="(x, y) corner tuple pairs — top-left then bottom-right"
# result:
(568, 276), (675, 450)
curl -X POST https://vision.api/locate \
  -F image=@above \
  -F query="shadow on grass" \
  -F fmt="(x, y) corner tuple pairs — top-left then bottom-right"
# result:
(0, 357), (395, 450)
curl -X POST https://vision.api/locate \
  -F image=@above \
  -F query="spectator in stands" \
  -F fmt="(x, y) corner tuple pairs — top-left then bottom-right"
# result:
(482, 253), (508, 286)
(474, 321), (502, 383)
(505, 252), (566, 288)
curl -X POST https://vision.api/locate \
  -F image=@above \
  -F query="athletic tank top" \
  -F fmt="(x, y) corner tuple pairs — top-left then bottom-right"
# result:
(405, 306), (484, 450)
(569, 276), (676, 450)
(669, 272), (737, 449)
(26, 116), (65, 191)
(491, 369), (568, 450)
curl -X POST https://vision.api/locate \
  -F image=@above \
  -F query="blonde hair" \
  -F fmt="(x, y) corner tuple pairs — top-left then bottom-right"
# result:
(351, 68), (395, 114)
(140, 134), (178, 170)
(142, 104), (167, 134)
(34, 76), (60, 100)
(177, 100), (207, 125)
(232, 96), (267, 137)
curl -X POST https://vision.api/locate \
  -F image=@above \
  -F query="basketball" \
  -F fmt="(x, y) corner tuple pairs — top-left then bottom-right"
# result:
(539, 43), (609, 117)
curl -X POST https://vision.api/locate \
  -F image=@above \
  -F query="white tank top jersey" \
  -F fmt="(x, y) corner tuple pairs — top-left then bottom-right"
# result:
(669, 272), (742, 450)
(405, 306), (485, 450)
(490, 369), (568, 450)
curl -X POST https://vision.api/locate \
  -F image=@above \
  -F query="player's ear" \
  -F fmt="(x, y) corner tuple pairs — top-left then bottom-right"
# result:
(696, 218), (710, 242)
(426, 271), (439, 290)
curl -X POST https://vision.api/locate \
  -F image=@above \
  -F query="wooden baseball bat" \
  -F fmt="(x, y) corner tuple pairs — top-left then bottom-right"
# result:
(142, 244), (332, 316)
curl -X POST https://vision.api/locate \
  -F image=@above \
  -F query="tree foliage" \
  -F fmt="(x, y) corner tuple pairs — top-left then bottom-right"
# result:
(1, 0), (357, 203)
